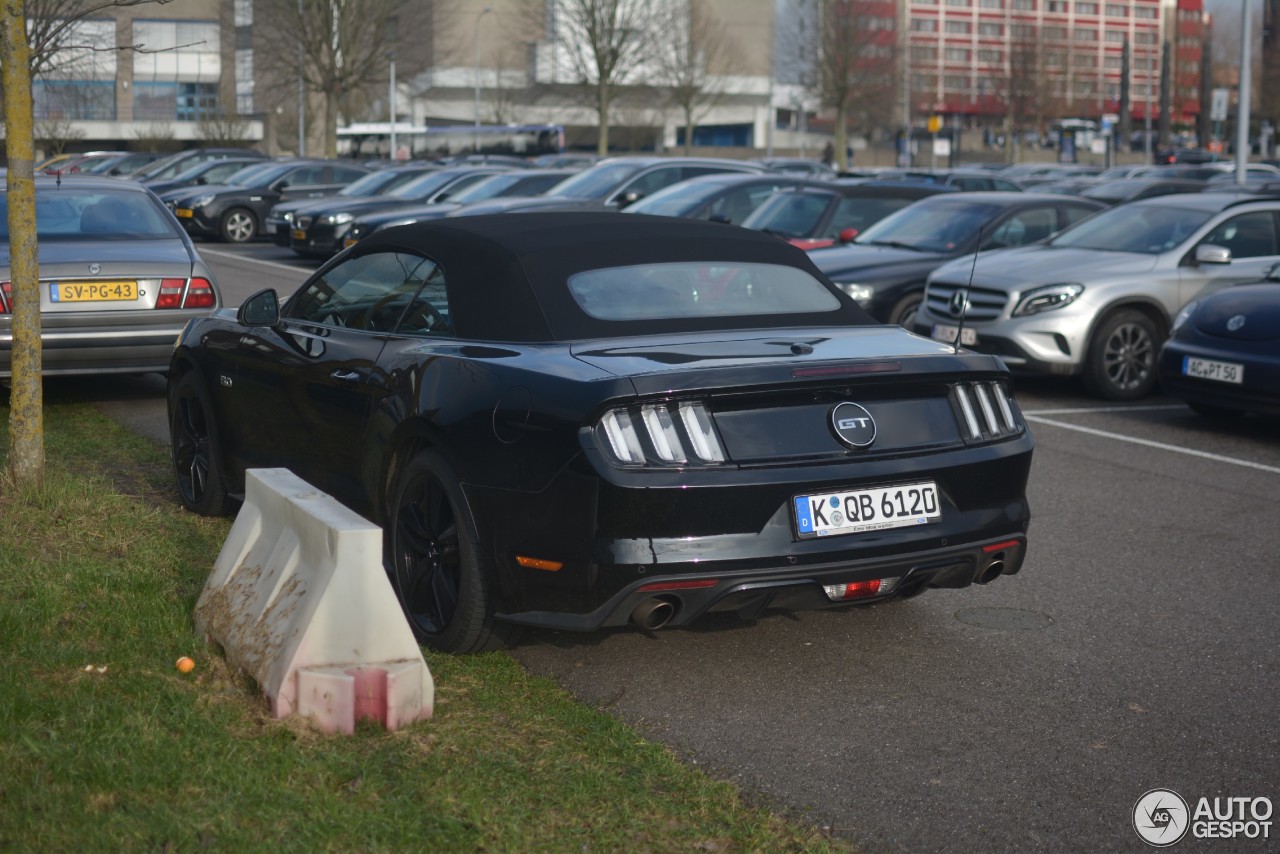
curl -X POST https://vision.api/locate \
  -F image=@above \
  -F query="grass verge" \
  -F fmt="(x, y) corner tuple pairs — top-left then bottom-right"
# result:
(0, 391), (843, 852)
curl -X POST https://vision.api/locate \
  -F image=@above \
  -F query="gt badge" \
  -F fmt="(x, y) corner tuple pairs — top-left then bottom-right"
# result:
(830, 402), (876, 448)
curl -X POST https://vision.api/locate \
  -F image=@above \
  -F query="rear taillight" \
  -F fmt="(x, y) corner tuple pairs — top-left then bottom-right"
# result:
(183, 277), (215, 309)
(951, 381), (1022, 442)
(155, 277), (216, 310)
(596, 401), (727, 467)
(823, 577), (900, 601)
(0, 281), (10, 314)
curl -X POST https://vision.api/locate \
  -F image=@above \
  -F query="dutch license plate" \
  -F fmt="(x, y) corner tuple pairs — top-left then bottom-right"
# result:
(932, 323), (977, 346)
(794, 481), (941, 539)
(175, 208), (194, 218)
(51, 281), (138, 303)
(292, 229), (307, 241)
(1183, 356), (1243, 385)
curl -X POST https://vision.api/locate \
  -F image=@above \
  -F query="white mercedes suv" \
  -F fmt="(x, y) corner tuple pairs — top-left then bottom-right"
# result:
(917, 193), (1280, 399)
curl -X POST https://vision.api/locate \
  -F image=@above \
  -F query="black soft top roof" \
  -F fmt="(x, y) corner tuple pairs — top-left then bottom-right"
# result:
(355, 212), (874, 341)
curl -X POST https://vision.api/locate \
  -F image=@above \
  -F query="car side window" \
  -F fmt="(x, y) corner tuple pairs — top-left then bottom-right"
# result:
(707, 186), (776, 224)
(1060, 204), (1098, 229)
(283, 166), (328, 187)
(1200, 212), (1280, 259)
(333, 166), (369, 184)
(287, 251), (448, 334)
(622, 167), (685, 199)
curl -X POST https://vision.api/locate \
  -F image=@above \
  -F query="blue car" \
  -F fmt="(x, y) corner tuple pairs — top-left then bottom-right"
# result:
(1157, 271), (1280, 418)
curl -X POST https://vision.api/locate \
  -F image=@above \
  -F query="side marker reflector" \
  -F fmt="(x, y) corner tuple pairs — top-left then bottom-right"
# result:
(516, 556), (563, 572)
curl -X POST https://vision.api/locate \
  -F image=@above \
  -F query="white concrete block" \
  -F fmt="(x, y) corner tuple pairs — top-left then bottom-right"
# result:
(195, 468), (433, 733)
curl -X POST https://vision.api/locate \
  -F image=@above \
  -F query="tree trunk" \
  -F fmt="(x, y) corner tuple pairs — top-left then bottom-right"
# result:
(596, 82), (610, 156)
(834, 102), (848, 171)
(324, 87), (339, 158)
(2, 0), (46, 491)
(684, 103), (694, 155)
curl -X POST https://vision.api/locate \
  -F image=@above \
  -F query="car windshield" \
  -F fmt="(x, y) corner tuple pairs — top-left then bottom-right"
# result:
(854, 199), (1003, 252)
(337, 169), (419, 197)
(546, 162), (646, 199)
(1, 189), (181, 240)
(741, 191), (831, 237)
(568, 261), (840, 320)
(388, 170), (465, 199)
(226, 162), (282, 186)
(625, 182), (719, 216)
(449, 173), (529, 203)
(1047, 204), (1216, 254)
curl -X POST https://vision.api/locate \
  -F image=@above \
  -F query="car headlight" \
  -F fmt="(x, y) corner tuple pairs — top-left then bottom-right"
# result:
(324, 212), (354, 225)
(280, 211), (294, 224)
(1172, 300), (1198, 332)
(189, 194), (216, 209)
(836, 282), (874, 305)
(1013, 283), (1084, 316)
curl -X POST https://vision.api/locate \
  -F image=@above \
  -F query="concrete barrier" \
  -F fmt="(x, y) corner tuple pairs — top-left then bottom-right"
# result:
(194, 468), (433, 734)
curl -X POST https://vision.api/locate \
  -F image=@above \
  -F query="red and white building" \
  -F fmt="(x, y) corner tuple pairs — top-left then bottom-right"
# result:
(897, 0), (1206, 127)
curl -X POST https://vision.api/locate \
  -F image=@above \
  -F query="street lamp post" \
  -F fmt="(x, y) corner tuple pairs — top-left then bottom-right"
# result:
(474, 6), (493, 154)
(1235, 0), (1252, 184)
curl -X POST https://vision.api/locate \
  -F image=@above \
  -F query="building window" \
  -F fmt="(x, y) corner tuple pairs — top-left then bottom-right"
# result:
(945, 47), (971, 62)
(1105, 3), (1128, 15)
(1134, 31), (1156, 44)
(235, 49), (254, 115)
(978, 48), (1003, 62)
(1074, 28), (1096, 41)
(912, 17), (938, 32)
(134, 81), (219, 121)
(1104, 55), (1122, 68)
(132, 20), (221, 97)
(978, 22), (1004, 35)
(944, 74), (969, 90)
(945, 20), (972, 33)
(1047, 0), (1068, 12)
(946, 0), (969, 6)
(911, 45), (938, 61)
(32, 80), (116, 120)
(1134, 6), (1157, 19)
(1105, 30), (1125, 43)
(1045, 26), (1069, 40)
(979, 0), (1004, 7)
(1011, 0), (1035, 9)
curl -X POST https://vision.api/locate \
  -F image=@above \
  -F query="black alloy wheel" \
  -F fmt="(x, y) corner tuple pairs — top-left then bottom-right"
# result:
(170, 371), (233, 516)
(1083, 309), (1159, 400)
(388, 450), (502, 654)
(889, 291), (923, 329)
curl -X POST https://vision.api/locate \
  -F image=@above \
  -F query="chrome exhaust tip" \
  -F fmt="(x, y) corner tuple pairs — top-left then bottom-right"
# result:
(630, 597), (677, 630)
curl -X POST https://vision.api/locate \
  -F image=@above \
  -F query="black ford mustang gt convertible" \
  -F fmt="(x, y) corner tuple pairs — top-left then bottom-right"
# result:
(168, 212), (1033, 653)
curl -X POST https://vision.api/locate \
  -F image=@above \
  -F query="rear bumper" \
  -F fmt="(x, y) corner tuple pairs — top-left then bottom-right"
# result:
(498, 534), (1028, 631)
(0, 319), (191, 377)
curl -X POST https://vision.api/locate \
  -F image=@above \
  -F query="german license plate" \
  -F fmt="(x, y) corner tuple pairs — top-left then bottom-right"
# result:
(932, 323), (977, 346)
(794, 481), (940, 539)
(1183, 356), (1243, 384)
(175, 208), (194, 218)
(292, 229), (307, 241)
(51, 281), (138, 302)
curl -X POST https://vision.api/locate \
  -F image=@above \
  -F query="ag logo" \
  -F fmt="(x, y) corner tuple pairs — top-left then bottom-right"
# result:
(830, 402), (876, 448)
(1133, 789), (1190, 847)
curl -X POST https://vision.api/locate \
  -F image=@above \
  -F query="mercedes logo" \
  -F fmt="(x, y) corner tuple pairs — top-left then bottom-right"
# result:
(830, 402), (877, 449)
(948, 289), (970, 318)
(1226, 314), (1246, 332)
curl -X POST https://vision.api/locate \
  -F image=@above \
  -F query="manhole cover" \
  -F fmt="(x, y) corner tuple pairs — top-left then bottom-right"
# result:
(954, 607), (1053, 631)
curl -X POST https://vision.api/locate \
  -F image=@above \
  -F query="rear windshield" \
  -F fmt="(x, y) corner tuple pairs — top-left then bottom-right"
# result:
(1, 190), (182, 240)
(568, 261), (840, 321)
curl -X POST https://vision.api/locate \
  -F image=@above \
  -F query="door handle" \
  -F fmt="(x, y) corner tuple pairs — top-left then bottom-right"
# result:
(330, 369), (361, 383)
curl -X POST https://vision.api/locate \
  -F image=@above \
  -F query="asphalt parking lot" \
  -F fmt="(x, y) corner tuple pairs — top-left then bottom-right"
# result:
(85, 243), (1280, 851)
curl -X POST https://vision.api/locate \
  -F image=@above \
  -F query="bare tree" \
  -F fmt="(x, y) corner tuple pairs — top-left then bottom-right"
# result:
(813, 0), (897, 170)
(34, 115), (85, 154)
(650, 0), (733, 154)
(998, 21), (1053, 162)
(544, 0), (659, 155)
(4, 0), (174, 493)
(251, 0), (437, 158)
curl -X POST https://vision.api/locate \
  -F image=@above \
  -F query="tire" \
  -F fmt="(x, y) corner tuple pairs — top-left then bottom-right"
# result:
(888, 291), (923, 329)
(1082, 309), (1160, 401)
(387, 450), (505, 654)
(170, 371), (234, 516)
(219, 207), (257, 243)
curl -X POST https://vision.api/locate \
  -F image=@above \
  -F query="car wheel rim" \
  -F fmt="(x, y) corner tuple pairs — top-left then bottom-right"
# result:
(1102, 322), (1153, 391)
(173, 393), (210, 505)
(394, 474), (461, 636)
(227, 213), (253, 241)
(899, 304), (919, 329)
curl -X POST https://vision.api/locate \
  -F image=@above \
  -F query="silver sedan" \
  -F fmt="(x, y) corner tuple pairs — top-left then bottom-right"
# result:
(1, 176), (220, 377)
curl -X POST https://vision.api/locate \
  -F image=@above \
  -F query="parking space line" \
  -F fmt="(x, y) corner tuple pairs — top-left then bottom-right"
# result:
(199, 247), (313, 275)
(1021, 405), (1186, 416)
(1024, 415), (1280, 475)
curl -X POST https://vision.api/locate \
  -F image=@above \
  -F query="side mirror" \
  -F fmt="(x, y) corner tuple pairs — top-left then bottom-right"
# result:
(1265, 261), (1280, 281)
(616, 190), (643, 207)
(196, 177), (207, 185)
(838, 227), (859, 244)
(238, 288), (281, 327)
(1194, 244), (1232, 265)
